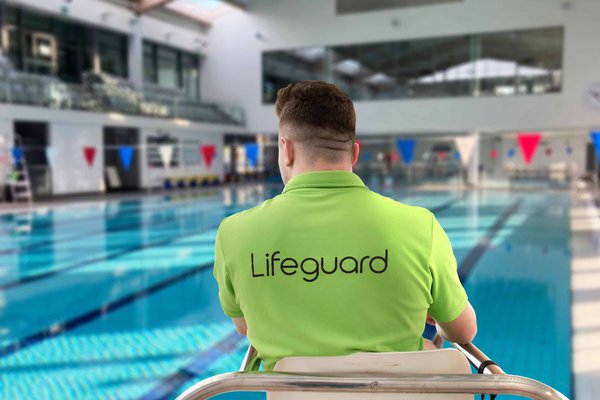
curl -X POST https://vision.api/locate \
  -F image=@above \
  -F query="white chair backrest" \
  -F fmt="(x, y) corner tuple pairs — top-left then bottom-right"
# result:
(270, 349), (472, 400)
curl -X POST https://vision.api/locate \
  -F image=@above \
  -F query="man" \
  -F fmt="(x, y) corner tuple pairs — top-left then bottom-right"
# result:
(214, 81), (477, 370)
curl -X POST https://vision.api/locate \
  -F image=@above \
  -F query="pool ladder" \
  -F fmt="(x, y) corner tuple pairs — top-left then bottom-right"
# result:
(175, 337), (569, 400)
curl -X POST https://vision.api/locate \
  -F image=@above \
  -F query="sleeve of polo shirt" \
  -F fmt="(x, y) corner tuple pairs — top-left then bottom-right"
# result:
(213, 226), (244, 318)
(427, 215), (468, 323)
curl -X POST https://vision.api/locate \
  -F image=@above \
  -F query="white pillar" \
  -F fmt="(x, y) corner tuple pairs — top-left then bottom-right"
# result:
(128, 17), (144, 88)
(467, 131), (480, 186)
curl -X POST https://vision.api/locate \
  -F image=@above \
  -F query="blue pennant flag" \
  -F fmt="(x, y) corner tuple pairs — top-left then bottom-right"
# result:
(118, 146), (134, 170)
(362, 152), (371, 162)
(507, 148), (515, 159)
(453, 151), (461, 161)
(245, 143), (259, 168)
(591, 131), (600, 161)
(11, 147), (23, 165)
(396, 139), (416, 165)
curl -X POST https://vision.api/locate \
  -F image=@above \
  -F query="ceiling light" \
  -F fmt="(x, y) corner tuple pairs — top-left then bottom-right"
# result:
(334, 59), (363, 76)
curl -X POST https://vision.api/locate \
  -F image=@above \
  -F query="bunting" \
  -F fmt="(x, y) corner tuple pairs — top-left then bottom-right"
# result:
(591, 131), (600, 161)
(119, 146), (134, 170)
(245, 143), (259, 168)
(12, 147), (23, 165)
(159, 145), (174, 168)
(517, 133), (541, 165)
(396, 139), (416, 165)
(454, 136), (477, 167)
(200, 145), (216, 169)
(83, 147), (96, 168)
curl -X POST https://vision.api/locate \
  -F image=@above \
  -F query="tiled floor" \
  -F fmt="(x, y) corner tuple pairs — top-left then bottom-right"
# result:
(571, 189), (600, 400)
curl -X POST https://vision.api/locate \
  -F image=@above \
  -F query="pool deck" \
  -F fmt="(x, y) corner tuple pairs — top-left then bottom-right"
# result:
(571, 189), (600, 400)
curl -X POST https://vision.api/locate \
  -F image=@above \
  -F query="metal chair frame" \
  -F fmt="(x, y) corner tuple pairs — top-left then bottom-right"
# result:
(175, 339), (569, 400)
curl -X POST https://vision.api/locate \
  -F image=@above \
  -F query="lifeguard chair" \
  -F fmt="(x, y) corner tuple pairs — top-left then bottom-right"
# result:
(175, 337), (568, 400)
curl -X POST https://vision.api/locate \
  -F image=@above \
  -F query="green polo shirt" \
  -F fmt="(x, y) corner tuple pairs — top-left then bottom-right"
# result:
(214, 171), (467, 370)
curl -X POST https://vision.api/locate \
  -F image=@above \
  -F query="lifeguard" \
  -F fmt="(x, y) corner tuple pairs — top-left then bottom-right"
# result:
(213, 80), (477, 371)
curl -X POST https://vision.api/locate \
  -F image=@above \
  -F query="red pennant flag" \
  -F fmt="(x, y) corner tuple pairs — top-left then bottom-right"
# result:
(489, 149), (498, 159)
(437, 151), (447, 161)
(391, 152), (400, 162)
(200, 145), (216, 169)
(517, 133), (541, 165)
(83, 147), (96, 167)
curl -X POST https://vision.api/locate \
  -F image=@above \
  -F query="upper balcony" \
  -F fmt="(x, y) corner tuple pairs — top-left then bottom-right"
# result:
(0, 69), (245, 125)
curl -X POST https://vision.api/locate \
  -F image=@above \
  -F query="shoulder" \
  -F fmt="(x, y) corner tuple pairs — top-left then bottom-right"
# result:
(368, 190), (434, 221)
(218, 195), (282, 235)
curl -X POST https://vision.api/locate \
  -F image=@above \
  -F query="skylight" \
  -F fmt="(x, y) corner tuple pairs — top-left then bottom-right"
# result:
(165, 0), (242, 24)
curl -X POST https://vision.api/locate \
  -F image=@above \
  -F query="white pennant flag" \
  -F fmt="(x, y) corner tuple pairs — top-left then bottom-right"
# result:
(45, 147), (57, 167)
(158, 145), (173, 168)
(454, 136), (478, 167)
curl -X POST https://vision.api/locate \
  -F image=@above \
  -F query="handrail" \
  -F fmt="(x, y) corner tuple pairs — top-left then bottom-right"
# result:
(432, 334), (505, 375)
(175, 371), (569, 400)
(451, 341), (505, 375)
(239, 344), (259, 371)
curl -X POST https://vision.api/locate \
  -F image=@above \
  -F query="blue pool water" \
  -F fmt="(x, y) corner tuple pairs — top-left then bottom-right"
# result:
(0, 185), (572, 399)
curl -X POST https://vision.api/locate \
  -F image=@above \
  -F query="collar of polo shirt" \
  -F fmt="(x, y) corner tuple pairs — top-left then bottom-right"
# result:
(282, 171), (368, 193)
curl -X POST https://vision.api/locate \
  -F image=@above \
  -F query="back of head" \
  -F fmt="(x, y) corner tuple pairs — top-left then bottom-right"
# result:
(275, 81), (356, 164)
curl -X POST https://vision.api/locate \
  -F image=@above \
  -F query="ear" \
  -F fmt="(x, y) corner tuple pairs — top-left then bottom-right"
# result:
(282, 136), (294, 166)
(351, 142), (360, 167)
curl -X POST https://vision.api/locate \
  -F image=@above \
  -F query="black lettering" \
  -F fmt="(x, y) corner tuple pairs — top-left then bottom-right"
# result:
(339, 256), (359, 273)
(271, 251), (280, 277)
(359, 256), (369, 273)
(321, 257), (337, 274)
(251, 253), (264, 277)
(369, 249), (388, 273)
(265, 253), (270, 276)
(280, 257), (298, 276)
(300, 258), (320, 282)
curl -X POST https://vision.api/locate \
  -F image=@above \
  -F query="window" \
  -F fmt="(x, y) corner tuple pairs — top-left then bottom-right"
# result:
(261, 26), (563, 103)
(0, 4), (126, 81)
(97, 29), (128, 78)
(143, 42), (157, 83)
(262, 46), (327, 103)
(157, 46), (178, 89)
(181, 53), (199, 99)
(143, 41), (201, 99)
(476, 28), (562, 96)
(336, 0), (463, 14)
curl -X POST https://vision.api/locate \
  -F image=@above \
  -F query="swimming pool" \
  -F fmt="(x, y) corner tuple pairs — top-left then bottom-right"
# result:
(0, 184), (572, 399)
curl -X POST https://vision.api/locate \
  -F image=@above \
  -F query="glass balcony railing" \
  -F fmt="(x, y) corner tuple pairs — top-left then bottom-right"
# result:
(0, 70), (245, 126)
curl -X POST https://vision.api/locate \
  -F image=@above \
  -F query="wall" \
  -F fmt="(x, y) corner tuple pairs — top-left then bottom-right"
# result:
(202, 0), (600, 135)
(50, 122), (104, 195)
(0, 105), (239, 195)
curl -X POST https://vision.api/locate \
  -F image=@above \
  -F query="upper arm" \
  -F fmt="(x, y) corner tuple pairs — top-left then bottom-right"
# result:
(213, 224), (244, 318)
(428, 215), (469, 323)
(436, 302), (477, 344)
(427, 215), (477, 343)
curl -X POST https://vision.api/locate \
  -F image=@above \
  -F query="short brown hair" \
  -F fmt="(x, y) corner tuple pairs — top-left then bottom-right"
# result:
(275, 81), (356, 162)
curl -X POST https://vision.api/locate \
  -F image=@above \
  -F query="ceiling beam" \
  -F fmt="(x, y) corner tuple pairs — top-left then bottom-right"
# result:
(132, 0), (176, 14)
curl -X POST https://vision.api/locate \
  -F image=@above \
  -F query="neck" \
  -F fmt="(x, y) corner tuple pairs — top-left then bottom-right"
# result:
(290, 161), (353, 180)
